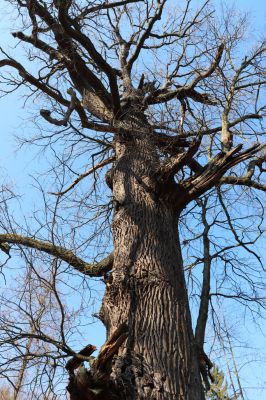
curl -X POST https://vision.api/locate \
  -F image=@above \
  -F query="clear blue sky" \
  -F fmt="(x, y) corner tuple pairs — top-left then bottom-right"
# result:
(0, 1), (265, 399)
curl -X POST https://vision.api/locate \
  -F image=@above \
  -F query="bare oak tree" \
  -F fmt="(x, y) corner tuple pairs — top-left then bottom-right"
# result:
(0, 1), (265, 399)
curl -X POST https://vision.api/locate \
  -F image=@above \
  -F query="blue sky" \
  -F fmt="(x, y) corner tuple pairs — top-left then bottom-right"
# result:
(0, 0), (265, 398)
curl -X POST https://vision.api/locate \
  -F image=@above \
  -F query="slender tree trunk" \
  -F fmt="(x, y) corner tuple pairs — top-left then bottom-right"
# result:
(100, 120), (204, 399)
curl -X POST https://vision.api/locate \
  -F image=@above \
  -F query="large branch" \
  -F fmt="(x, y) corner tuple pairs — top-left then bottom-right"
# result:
(40, 88), (78, 126)
(12, 31), (70, 64)
(0, 58), (114, 130)
(56, 1), (121, 115)
(0, 234), (113, 277)
(158, 135), (202, 178)
(27, 0), (112, 107)
(148, 86), (217, 106)
(176, 143), (265, 209)
(220, 156), (266, 191)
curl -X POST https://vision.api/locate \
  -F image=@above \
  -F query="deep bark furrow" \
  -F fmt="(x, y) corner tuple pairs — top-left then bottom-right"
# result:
(100, 125), (204, 399)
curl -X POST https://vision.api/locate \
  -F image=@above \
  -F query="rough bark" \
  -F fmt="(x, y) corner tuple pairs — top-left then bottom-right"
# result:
(97, 117), (204, 399)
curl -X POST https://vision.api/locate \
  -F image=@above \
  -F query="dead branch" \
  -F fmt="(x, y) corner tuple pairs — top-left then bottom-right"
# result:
(66, 345), (97, 373)
(67, 323), (128, 400)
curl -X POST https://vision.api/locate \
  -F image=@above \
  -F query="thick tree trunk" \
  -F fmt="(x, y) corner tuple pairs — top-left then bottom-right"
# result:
(99, 121), (205, 399)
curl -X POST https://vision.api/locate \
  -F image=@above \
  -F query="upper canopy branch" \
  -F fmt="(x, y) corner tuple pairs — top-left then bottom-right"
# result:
(147, 43), (224, 107)
(12, 30), (71, 63)
(155, 113), (263, 139)
(220, 177), (266, 191)
(127, 0), (167, 72)
(76, 0), (143, 20)
(0, 234), (113, 277)
(189, 43), (224, 88)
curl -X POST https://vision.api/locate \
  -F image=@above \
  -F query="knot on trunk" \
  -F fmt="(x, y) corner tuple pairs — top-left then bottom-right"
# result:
(105, 167), (114, 190)
(66, 323), (128, 400)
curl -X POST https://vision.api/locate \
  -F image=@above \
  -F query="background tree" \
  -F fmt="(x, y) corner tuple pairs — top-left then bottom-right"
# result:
(206, 366), (237, 400)
(0, 1), (265, 399)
